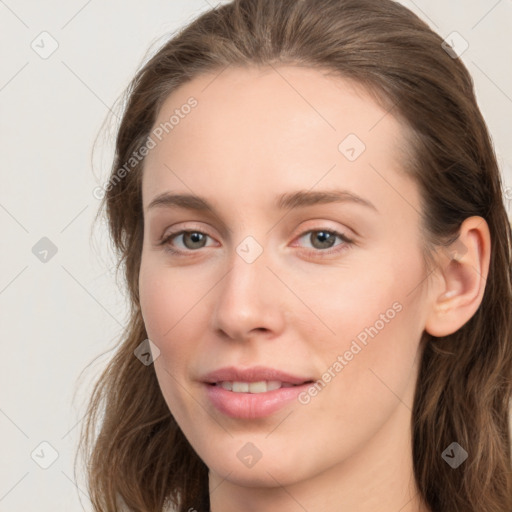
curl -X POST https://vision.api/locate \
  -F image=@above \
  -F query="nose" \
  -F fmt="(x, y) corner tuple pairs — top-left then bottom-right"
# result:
(211, 246), (286, 342)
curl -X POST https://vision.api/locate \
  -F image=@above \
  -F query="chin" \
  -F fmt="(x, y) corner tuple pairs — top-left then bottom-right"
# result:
(208, 459), (301, 488)
(197, 436), (316, 488)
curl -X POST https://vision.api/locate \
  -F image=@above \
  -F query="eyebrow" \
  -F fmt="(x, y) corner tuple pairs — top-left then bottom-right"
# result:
(146, 189), (378, 213)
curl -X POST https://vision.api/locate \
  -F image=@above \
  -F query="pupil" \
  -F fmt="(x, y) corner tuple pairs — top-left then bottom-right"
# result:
(185, 232), (205, 248)
(313, 231), (335, 249)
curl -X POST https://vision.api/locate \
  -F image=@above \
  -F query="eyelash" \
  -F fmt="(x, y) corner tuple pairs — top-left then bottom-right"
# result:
(158, 227), (354, 258)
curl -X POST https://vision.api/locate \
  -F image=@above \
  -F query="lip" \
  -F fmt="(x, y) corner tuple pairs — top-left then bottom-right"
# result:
(202, 366), (312, 385)
(201, 366), (314, 419)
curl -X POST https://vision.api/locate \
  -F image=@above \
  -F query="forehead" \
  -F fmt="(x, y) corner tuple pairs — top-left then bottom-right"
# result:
(149, 64), (405, 147)
(141, 65), (414, 212)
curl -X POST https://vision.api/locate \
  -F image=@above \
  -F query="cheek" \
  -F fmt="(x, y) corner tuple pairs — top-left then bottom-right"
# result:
(139, 260), (212, 385)
(139, 263), (198, 416)
(310, 255), (425, 391)
(300, 267), (401, 348)
(139, 270), (173, 342)
(139, 258), (200, 342)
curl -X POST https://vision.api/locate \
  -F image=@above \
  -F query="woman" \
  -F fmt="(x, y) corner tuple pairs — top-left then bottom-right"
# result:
(79, 0), (512, 510)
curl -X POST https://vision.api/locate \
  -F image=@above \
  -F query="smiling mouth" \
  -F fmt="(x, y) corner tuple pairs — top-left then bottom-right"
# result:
(210, 380), (314, 393)
(202, 366), (316, 417)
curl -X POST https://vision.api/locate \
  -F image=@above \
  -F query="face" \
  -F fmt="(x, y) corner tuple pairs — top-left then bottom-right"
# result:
(139, 65), (431, 489)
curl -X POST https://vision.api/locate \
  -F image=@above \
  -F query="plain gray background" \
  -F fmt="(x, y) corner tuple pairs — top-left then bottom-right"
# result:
(1, 1), (511, 510)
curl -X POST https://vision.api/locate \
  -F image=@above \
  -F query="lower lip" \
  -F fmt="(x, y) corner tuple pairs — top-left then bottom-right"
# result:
(205, 383), (311, 419)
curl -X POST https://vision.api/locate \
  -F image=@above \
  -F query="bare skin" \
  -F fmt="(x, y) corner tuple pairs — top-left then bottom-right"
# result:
(138, 65), (490, 512)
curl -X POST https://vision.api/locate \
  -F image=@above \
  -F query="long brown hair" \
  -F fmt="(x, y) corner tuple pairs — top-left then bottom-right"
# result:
(77, 0), (512, 510)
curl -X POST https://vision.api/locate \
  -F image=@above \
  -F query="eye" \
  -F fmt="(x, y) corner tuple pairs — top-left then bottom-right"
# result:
(159, 230), (216, 254)
(159, 227), (354, 257)
(293, 229), (354, 256)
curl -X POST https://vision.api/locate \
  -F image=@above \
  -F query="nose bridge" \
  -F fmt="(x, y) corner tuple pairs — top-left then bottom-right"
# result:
(211, 237), (283, 340)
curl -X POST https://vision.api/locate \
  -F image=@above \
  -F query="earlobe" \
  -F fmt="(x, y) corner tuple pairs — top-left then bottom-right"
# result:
(424, 216), (491, 338)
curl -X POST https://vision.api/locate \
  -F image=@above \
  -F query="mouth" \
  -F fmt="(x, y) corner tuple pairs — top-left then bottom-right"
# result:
(202, 365), (314, 386)
(209, 380), (313, 393)
(201, 366), (315, 419)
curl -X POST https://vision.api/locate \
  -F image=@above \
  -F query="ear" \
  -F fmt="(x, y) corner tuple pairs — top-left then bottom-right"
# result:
(424, 216), (491, 337)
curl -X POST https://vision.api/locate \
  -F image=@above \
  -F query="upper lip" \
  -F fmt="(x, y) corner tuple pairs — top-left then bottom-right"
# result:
(201, 366), (314, 385)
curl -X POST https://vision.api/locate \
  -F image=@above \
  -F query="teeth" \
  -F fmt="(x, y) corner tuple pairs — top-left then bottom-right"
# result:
(248, 381), (266, 393)
(217, 380), (296, 393)
(266, 380), (282, 391)
(220, 381), (233, 391)
(232, 382), (249, 392)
